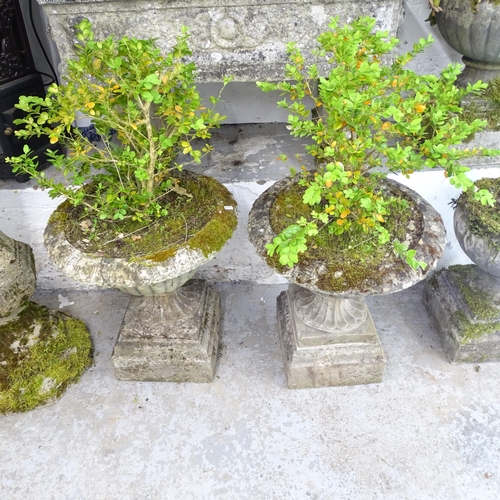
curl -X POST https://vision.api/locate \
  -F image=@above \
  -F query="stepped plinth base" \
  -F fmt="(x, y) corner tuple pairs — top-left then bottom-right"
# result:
(112, 280), (220, 382)
(276, 286), (386, 389)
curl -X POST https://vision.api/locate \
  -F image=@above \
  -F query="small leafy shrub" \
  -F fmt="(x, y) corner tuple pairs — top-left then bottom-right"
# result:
(257, 16), (500, 268)
(7, 19), (231, 231)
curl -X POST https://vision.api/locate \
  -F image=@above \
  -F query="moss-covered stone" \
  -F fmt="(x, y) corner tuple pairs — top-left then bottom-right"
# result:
(0, 302), (92, 414)
(453, 310), (500, 345)
(449, 264), (500, 321)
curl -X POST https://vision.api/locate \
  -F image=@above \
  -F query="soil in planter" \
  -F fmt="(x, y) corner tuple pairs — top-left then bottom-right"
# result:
(456, 177), (500, 251)
(268, 181), (424, 293)
(57, 171), (237, 260)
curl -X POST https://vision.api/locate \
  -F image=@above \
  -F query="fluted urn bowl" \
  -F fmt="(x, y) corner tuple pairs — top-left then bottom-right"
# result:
(436, 0), (500, 84)
(454, 198), (500, 278)
(44, 173), (237, 296)
(248, 176), (446, 297)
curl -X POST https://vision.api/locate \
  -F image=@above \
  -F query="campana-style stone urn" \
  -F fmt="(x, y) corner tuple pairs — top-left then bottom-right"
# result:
(44, 175), (237, 382)
(424, 179), (500, 363)
(248, 177), (446, 389)
(435, 0), (500, 86)
(0, 230), (92, 413)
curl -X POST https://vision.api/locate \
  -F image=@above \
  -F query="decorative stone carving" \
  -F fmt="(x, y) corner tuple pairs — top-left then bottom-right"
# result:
(277, 288), (386, 389)
(37, 0), (404, 82)
(248, 177), (446, 389)
(424, 200), (500, 363)
(0, 231), (92, 414)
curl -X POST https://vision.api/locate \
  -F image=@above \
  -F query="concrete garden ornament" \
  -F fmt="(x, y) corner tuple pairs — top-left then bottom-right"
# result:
(6, 20), (237, 383)
(424, 177), (500, 363)
(0, 231), (92, 413)
(428, 0), (500, 86)
(250, 16), (500, 389)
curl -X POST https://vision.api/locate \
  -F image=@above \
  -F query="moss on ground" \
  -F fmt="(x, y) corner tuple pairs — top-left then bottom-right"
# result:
(0, 302), (92, 414)
(267, 180), (423, 292)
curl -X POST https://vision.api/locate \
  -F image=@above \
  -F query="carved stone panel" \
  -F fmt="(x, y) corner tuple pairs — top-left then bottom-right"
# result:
(37, 0), (403, 82)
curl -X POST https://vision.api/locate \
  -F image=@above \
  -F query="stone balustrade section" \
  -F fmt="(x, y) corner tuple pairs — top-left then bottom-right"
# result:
(38, 0), (403, 81)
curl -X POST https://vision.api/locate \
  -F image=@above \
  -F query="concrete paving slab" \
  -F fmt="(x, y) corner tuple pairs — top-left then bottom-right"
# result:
(1, 283), (500, 499)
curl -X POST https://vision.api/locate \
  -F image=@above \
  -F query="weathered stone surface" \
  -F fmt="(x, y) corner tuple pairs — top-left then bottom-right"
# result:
(38, 0), (403, 81)
(112, 280), (220, 382)
(423, 266), (500, 364)
(248, 176), (446, 296)
(277, 285), (386, 389)
(0, 302), (93, 414)
(454, 201), (500, 279)
(0, 231), (36, 321)
(436, 0), (500, 86)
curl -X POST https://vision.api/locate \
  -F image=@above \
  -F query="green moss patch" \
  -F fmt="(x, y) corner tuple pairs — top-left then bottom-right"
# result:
(450, 264), (500, 321)
(268, 181), (423, 292)
(453, 310), (500, 345)
(52, 172), (237, 261)
(0, 302), (92, 414)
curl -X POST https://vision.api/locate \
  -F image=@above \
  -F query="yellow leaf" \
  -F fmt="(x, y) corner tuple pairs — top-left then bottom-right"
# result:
(376, 214), (385, 222)
(336, 219), (345, 226)
(92, 59), (101, 70)
(415, 103), (426, 113)
(325, 179), (333, 188)
(340, 209), (351, 219)
(49, 136), (58, 144)
(381, 122), (391, 130)
(85, 102), (95, 109)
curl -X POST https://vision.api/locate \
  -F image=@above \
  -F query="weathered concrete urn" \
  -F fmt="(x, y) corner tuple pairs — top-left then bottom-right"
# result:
(0, 231), (92, 413)
(436, 0), (500, 86)
(43, 175), (237, 383)
(248, 177), (446, 389)
(424, 184), (500, 363)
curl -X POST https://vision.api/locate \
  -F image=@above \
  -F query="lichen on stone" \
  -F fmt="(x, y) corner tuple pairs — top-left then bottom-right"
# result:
(453, 310), (500, 345)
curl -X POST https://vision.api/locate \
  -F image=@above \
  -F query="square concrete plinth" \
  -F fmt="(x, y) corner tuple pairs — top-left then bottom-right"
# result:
(423, 266), (500, 364)
(277, 290), (386, 389)
(112, 280), (220, 382)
